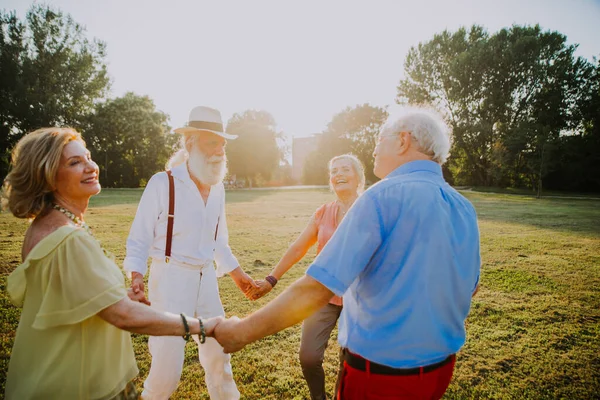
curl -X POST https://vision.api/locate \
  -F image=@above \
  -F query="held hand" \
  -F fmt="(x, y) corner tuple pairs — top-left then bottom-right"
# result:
(250, 279), (274, 300)
(212, 316), (247, 353)
(201, 316), (224, 337)
(127, 288), (151, 305)
(229, 267), (260, 300)
(130, 271), (150, 305)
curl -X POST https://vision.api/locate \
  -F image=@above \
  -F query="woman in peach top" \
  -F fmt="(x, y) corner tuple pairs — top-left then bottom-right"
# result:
(252, 154), (365, 400)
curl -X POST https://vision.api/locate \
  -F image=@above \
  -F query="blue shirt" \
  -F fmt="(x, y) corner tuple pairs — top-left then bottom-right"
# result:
(306, 160), (480, 368)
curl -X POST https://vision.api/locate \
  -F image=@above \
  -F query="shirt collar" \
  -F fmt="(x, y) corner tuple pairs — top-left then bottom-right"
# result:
(170, 161), (194, 185)
(387, 160), (443, 179)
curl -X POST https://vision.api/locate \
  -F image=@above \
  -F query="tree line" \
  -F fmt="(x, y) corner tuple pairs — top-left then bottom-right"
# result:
(304, 25), (599, 193)
(1, 5), (598, 192)
(0, 5), (286, 188)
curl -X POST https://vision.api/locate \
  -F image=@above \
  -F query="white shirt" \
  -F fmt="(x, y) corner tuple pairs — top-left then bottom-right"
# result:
(123, 162), (239, 277)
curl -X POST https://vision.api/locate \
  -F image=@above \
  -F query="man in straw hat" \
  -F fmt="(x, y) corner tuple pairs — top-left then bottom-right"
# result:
(124, 106), (257, 399)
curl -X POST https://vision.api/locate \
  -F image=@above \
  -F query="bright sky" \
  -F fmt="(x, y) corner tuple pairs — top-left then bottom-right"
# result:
(4, 0), (600, 140)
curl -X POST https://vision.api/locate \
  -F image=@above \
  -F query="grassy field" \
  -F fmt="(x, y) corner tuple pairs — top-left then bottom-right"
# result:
(1, 188), (599, 399)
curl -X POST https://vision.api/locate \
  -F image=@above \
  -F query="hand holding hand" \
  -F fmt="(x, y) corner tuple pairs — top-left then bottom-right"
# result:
(129, 272), (150, 305)
(229, 267), (259, 300)
(250, 279), (274, 300)
(211, 316), (247, 353)
(127, 287), (151, 305)
(201, 316), (224, 337)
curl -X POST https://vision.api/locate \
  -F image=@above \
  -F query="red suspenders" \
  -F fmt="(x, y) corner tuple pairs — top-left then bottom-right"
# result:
(165, 170), (175, 263)
(164, 170), (220, 263)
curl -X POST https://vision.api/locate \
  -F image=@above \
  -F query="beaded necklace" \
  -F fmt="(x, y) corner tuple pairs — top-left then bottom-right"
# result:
(52, 203), (93, 235)
(52, 203), (113, 259)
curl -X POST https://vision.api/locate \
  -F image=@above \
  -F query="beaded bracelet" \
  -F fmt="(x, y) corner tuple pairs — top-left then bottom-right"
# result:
(180, 313), (191, 340)
(265, 275), (278, 288)
(198, 318), (206, 344)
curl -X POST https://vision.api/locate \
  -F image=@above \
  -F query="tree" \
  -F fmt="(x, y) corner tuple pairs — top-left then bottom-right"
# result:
(397, 26), (493, 185)
(326, 104), (388, 183)
(302, 148), (330, 185)
(84, 93), (176, 187)
(397, 25), (593, 192)
(0, 4), (110, 179)
(302, 104), (387, 185)
(489, 26), (592, 195)
(225, 110), (284, 187)
(544, 58), (600, 192)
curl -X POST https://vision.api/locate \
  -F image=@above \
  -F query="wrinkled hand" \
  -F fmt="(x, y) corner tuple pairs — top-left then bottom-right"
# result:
(130, 271), (150, 305)
(127, 287), (151, 305)
(211, 316), (247, 353)
(201, 316), (224, 337)
(249, 279), (274, 300)
(230, 268), (259, 300)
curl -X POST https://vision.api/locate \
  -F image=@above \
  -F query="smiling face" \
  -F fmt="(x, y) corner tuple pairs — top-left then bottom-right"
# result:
(329, 157), (359, 197)
(54, 140), (101, 202)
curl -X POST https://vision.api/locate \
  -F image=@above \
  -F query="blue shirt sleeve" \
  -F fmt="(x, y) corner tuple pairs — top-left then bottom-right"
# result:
(306, 192), (383, 296)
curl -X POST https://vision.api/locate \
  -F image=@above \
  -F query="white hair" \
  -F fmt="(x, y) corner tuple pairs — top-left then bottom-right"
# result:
(165, 133), (227, 185)
(381, 107), (451, 164)
(166, 133), (196, 170)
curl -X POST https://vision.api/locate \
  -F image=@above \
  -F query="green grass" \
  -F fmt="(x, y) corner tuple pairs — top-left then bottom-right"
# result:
(469, 186), (600, 198)
(1, 188), (599, 399)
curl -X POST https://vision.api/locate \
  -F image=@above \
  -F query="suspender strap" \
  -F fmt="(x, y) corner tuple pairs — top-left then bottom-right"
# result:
(165, 170), (175, 262)
(214, 217), (220, 241)
(164, 170), (221, 259)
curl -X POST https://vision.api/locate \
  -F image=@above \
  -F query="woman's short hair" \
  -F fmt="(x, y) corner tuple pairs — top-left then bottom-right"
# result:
(3, 127), (84, 219)
(328, 154), (366, 193)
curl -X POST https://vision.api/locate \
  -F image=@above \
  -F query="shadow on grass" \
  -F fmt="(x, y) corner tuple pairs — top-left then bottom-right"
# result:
(462, 191), (600, 237)
(469, 186), (600, 198)
(90, 188), (600, 237)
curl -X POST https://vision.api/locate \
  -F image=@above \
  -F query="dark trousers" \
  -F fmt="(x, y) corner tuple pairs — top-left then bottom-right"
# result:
(299, 303), (343, 400)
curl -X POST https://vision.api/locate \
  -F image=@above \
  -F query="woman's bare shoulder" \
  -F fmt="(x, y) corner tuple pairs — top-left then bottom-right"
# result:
(21, 212), (70, 260)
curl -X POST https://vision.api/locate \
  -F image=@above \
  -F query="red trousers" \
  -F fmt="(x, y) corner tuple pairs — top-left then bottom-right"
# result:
(337, 355), (456, 400)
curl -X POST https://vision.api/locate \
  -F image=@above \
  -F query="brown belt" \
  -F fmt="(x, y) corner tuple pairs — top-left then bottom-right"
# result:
(342, 348), (455, 376)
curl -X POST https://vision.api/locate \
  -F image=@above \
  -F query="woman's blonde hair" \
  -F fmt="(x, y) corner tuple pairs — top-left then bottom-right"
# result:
(3, 127), (84, 219)
(328, 154), (366, 194)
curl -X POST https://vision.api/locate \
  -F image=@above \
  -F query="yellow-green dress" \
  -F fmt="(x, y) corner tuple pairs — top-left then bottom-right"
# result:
(5, 226), (139, 400)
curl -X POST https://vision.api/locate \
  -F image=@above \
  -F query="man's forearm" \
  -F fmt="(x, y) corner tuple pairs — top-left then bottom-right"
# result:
(239, 275), (334, 345)
(228, 266), (243, 279)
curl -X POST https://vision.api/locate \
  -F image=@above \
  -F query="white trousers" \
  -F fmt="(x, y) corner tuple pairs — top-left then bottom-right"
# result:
(141, 259), (240, 400)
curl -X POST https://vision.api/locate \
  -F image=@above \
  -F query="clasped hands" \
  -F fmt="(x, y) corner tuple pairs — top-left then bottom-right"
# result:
(128, 267), (275, 304)
(203, 315), (250, 354)
(228, 267), (276, 301)
(126, 267), (275, 353)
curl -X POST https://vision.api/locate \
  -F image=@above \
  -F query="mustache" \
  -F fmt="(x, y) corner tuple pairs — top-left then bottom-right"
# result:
(206, 155), (226, 163)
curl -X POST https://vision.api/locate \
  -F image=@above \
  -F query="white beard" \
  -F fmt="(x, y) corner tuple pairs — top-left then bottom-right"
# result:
(187, 147), (227, 186)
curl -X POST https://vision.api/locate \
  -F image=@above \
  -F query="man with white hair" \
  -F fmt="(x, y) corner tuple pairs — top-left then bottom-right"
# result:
(211, 108), (481, 399)
(124, 106), (256, 399)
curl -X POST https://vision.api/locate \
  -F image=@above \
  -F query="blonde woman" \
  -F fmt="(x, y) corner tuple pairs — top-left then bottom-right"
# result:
(251, 154), (366, 400)
(3, 128), (219, 400)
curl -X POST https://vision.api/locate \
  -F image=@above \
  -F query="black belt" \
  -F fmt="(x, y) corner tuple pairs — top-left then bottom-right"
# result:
(342, 349), (455, 376)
